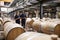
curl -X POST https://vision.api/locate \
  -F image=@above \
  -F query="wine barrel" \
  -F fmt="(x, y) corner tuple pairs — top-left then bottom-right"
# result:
(4, 22), (25, 40)
(0, 18), (3, 25)
(3, 21), (11, 26)
(40, 21), (60, 37)
(48, 19), (60, 24)
(50, 34), (58, 40)
(26, 18), (34, 28)
(15, 32), (53, 40)
(32, 18), (40, 21)
(0, 18), (4, 31)
(32, 20), (41, 32)
(3, 18), (12, 25)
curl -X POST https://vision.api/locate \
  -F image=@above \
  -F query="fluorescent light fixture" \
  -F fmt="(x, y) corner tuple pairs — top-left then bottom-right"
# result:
(26, 2), (32, 5)
(7, 8), (14, 12)
(18, 6), (24, 8)
(42, 4), (49, 6)
(53, 0), (60, 2)
(1, 7), (7, 12)
(23, 4), (27, 6)
(30, 0), (38, 3)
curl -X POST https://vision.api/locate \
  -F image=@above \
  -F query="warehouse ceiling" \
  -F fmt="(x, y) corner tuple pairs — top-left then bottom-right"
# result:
(10, 0), (55, 7)
(10, 0), (24, 7)
(42, 0), (60, 7)
(0, 0), (60, 7)
(1, 0), (60, 13)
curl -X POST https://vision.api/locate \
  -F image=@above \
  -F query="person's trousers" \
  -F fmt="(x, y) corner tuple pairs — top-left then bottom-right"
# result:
(16, 20), (20, 24)
(21, 19), (26, 28)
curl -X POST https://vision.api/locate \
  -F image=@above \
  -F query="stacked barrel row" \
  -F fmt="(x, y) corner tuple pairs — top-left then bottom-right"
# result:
(1, 17), (59, 40)
(26, 18), (60, 37)
(2, 18), (54, 40)
(3, 18), (25, 40)
(15, 32), (58, 40)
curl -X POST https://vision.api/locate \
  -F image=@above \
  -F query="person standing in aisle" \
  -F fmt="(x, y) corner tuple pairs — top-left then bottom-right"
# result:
(14, 12), (20, 24)
(20, 11), (26, 28)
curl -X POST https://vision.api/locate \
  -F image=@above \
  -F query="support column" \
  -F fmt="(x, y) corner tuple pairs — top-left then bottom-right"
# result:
(40, 1), (43, 19)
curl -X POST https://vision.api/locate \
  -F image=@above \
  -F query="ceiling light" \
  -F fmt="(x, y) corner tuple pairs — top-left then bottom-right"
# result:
(26, 2), (32, 5)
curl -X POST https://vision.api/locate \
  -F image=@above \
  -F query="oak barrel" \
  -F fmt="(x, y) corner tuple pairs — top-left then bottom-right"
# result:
(4, 22), (25, 40)
(32, 20), (41, 32)
(40, 21), (60, 37)
(15, 32), (52, 40)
